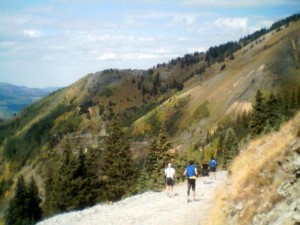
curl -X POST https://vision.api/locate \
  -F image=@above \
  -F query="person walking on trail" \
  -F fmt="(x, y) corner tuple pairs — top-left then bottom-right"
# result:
(183, 160), (198, 202)
(209, 157), (217, 180)
(165, 162), (175, 197)
(202, 162), (209, 183)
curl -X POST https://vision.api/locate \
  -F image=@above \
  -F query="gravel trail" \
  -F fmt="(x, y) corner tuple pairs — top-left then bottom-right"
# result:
(39, 171), (227, 225)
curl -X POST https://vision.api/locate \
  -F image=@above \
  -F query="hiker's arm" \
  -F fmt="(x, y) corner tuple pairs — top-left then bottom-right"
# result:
(183, 169), (186, 176)
(195, 168), (198, 176)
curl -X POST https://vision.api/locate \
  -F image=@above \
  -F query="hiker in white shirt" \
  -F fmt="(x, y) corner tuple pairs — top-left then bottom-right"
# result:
(164, 162), (176, 197)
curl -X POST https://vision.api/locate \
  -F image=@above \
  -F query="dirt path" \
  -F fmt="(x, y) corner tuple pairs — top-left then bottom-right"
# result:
(39, 171), (227, 225)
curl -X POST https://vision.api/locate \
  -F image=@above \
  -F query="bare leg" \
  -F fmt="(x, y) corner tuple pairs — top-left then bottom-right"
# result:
(187, 181), (191, 202)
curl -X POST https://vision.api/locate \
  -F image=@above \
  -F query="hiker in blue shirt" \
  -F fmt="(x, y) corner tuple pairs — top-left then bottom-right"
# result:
(183, 160), (198, 202)
(209, 157), (217, 180)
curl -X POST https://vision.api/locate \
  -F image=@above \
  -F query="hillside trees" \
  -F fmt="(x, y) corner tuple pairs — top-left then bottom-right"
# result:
(137, 122), (172, 192)
(44, 138), (100, 215)
(101, 117), (137, 201)
(5, 176), (42, 225)
(250, 89), (266, 136)
(2, 103), (81, 166)
(222, 128), (239, 168)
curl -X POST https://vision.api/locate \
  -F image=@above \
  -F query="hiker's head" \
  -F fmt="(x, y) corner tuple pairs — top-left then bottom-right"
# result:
(189, 160), (194, 165)
(212, 157), (215, 160)
(167, 162), (172, 167)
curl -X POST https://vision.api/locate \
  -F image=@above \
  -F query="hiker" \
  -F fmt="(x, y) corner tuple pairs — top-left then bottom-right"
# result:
(183, 160), (198, 202)
(209, 157), (217, 180)
(164, 162), (175, 197)
(202, 161), (209, 183)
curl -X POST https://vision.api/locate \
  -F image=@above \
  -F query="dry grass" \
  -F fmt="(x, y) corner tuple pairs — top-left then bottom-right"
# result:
(207, 112), (300, 225)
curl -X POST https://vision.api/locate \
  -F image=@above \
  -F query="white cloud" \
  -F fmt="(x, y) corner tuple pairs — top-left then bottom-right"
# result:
(97, 53), (117, 60)
(214, 17), (249, 32)
(137, 54), (157, 59)
(23, 29), (43, 38)
(172, 14), (197, 26)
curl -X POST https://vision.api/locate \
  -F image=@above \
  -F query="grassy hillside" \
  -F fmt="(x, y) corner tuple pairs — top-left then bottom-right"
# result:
(207, 112), (300, 225)
(132, 20), (300, 152)
(0, 14), (299, 224)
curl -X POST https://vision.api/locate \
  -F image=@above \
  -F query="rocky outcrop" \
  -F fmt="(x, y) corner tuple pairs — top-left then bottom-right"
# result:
(251, 140), (300, 225)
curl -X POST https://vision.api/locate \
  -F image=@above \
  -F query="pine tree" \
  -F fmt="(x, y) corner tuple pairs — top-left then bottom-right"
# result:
(250, 90), (266, 136)
(5, 176), (42, 225)
(291, 89), (297, 110)
(222, 128), (239, 168)
(44, 167), (55, 215)
(101, 117), (137, 201)
(5, 176), (29, 225)
(297, 86), (300, 108)
(265, 91), (281, 130)
(27, 177), (42, 223)
(137, 139), (158, 192)
(84, 147), (101, 206)
(51, 138), (76, 212)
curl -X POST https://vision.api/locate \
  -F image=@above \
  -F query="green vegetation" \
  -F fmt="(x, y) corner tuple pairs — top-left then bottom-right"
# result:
(44, 138), (100, 215)
(193, 100), (210, 121)
(0, 13), (299, 224)
(0, 178), (13, 199)
(3, 103), (81, 166)
(5, 176), (42, 225)
(137, 123), (173, 192)
(99, 87), (113, 97)
(101, 117), (137, 201)
(204, 87), (300, 168)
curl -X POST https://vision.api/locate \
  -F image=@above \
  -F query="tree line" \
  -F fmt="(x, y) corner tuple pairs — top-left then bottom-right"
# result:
(4, 118), (174, 224)
(204, 87), (300, 167)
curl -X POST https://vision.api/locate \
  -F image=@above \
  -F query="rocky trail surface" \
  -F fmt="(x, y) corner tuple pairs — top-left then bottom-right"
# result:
(39, 171), (227, 225)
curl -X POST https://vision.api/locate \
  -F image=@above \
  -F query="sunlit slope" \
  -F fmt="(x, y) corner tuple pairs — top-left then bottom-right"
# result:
(132, 21), (300, 147)
(207, 112), (300, 225)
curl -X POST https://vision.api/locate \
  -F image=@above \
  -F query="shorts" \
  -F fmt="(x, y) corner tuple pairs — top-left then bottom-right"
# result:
(166, 178), (174, 186)
(210, 167), (216, 172)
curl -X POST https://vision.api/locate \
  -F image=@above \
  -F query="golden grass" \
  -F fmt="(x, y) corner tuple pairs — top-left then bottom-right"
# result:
(207, 112), (300, 225)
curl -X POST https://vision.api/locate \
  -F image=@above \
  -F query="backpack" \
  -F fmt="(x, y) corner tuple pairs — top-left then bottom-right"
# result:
(210, 159), (217, 167)
(186, 165), (195, 177)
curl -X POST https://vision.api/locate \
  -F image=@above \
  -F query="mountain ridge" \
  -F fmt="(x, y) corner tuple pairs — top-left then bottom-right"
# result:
(0, 15), (300, 225)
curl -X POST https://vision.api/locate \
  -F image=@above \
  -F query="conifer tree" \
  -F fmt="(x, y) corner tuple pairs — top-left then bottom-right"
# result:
(297, 86), (300, 108)
(83, 147), (101, 206)
(136, 139), (157, 192)
(5, 176), (42, 225)
(265, 91), (281, 130)
(250, 89), (266, 136)
(222, 128), (239, 168)
(44, 167), (55, 215)
(291, 89), (297, 110)
(5, 176), (29, 225)
(51, 138), (76, 212)
(101, 117), (136, 201)
(27, 177), (42, 223)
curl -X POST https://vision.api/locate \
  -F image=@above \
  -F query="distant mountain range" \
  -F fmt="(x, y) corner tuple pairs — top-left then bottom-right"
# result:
(0, 82), (60, 119)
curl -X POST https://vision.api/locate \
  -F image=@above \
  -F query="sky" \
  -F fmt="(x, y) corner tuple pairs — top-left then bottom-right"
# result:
(0, 0), (299, 88)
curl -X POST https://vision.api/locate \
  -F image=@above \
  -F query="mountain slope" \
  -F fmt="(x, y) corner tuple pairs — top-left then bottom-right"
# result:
(207, 112), (300, 225)
(38, 171), (227, 225)
(132, 20), (300, 150)
(0, 15), (300, 224)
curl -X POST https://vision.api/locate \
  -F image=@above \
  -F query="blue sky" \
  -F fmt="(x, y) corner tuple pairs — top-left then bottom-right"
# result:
(0, 0), (299, 88)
